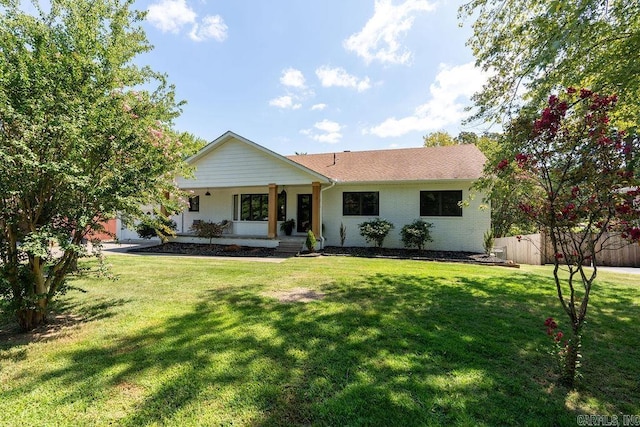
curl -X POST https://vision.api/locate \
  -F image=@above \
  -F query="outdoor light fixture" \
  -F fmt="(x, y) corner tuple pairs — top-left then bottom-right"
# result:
(205, 190), (211, 196)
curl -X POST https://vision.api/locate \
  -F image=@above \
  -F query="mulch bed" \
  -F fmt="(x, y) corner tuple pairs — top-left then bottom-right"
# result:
(128, 242), (276, 257)
(128, 242), (516, 266)
(322, 246), (516, 266)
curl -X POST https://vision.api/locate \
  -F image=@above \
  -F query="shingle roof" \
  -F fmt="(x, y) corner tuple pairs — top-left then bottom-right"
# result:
(287, 144), (486, 183)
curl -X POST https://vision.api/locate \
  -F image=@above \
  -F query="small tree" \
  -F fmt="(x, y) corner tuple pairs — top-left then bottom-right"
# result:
(400, 220), (433, 250)
(494, 88), (640, 387)
(358, 219), (394, 248)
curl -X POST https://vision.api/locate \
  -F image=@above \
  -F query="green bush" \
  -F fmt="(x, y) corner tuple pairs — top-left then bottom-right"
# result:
(400, 220), (433, 251)
(358, 218), (394, 248)
(136, 216), (176, 242)
(305, 230), (317, 252)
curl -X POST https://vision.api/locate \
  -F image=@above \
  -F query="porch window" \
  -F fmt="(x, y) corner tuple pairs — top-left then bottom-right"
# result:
(420, 190), (462, 217)
(241, 194), (269, 221)
(188, 196), (200, 212)
(233, 195), (239, 221)
(278, 191), (287, 221)
(343, 192), (379, 216)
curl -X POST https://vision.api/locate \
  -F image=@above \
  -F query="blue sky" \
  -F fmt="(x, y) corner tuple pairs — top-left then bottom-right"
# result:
(138, 0), (488, 154)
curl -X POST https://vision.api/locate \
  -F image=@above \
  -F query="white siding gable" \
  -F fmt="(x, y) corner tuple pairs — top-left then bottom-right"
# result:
(177, 137), (325, 188)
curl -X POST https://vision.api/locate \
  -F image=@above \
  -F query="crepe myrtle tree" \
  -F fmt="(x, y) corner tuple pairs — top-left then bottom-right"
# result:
(0, 0), (197, 331)
(494, 88), (640, 387)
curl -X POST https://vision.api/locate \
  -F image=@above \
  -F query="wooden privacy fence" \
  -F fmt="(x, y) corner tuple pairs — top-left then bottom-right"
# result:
(494, 232), (640, 267)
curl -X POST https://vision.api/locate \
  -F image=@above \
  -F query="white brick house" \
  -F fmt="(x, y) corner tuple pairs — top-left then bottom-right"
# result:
(120, 131), (490, 252)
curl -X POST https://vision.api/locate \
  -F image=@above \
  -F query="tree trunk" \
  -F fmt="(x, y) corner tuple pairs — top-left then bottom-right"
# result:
(560, 330), (581, 388)
(16, 307), (47, 332)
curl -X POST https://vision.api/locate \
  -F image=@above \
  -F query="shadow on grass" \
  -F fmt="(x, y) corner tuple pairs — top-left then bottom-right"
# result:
(0, 296), (129, 350)
(13, 270), (639, 425)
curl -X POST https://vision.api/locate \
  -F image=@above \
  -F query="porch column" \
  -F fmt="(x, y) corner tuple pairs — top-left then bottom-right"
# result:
(312, 182), (321, 237)
(268, 183), (278, 238)
(160, 191), (170, 216)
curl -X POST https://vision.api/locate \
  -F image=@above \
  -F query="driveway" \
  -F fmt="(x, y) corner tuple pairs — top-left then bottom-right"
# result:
(597, 266), (640, 275)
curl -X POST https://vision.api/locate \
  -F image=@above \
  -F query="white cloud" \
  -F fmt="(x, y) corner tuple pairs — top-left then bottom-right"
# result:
(311, 103), (327, 111)
(269, 68), (312, 110)
(269, 95), (301, 110)
(365, 62), (489, 137)
(147, 0), (227, 42)
(301, 120), (343, 144)
(316, 66), (371, 92)
(280, 68), (306, 88)
(189, 15), (228, 42)
(147, 0), (196, 33)
(344, 0), (435, 65)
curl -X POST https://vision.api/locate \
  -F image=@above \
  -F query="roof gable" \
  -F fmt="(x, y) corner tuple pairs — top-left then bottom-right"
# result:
(287, 144), (487, 183)
(177, 131), (330, 188)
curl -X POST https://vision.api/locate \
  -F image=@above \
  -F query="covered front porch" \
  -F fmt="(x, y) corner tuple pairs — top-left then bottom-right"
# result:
(168, 131), (332, 248)
(169, 182), (323, 247)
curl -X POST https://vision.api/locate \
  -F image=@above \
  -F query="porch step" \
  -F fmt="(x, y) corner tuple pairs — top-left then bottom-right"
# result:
(275, 238), (305, 257)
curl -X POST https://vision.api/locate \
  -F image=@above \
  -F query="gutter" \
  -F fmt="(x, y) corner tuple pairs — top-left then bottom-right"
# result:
(318, 180), (337, 249)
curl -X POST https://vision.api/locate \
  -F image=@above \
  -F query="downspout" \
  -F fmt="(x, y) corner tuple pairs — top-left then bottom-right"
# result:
(319, 180), (337, 249)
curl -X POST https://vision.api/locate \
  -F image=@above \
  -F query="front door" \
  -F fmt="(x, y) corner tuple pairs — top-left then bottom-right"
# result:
(297, 194), (312, 233)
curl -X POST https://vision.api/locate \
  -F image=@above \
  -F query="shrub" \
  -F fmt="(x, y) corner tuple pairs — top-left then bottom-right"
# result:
(400, 220), (433, 250)
(339, 222), (347, 247)
(136, 216), (177, 242)
(483, 229), (495, 254)
(358, 218), (394, 248)
(190, 220), (225, 244)
(305, 230), (317, 252)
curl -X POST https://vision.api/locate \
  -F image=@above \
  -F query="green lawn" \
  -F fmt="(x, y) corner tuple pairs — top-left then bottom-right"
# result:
(0, 255), (638, 426)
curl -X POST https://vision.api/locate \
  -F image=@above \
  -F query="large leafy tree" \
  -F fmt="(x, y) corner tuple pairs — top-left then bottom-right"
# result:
(0, 0), (195, 331)
(495, 89), (639, 387)
(424, 131), (532, 237)
(460, 0), (640, 129)
(473, 126), (541, 237)
(423, 131), (456, 147)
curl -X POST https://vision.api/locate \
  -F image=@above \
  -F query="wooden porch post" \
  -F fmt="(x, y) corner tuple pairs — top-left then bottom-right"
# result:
(312, 182), (321, 237)
(268, 184), (278, 238)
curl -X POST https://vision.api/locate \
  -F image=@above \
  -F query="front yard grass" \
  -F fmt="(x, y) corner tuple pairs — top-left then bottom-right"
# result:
(0, 255), (638, 426)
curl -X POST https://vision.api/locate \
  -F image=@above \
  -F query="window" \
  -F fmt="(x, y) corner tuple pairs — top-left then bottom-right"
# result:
(420, 191), (462, 217)
(233, 195), (239, 221)
(343, 192), (379, 216)
(278, 191), (286, 221)
(188, 196), (200, 212)
(240, 194), (269, 221)
(233, 192), (284, 221)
